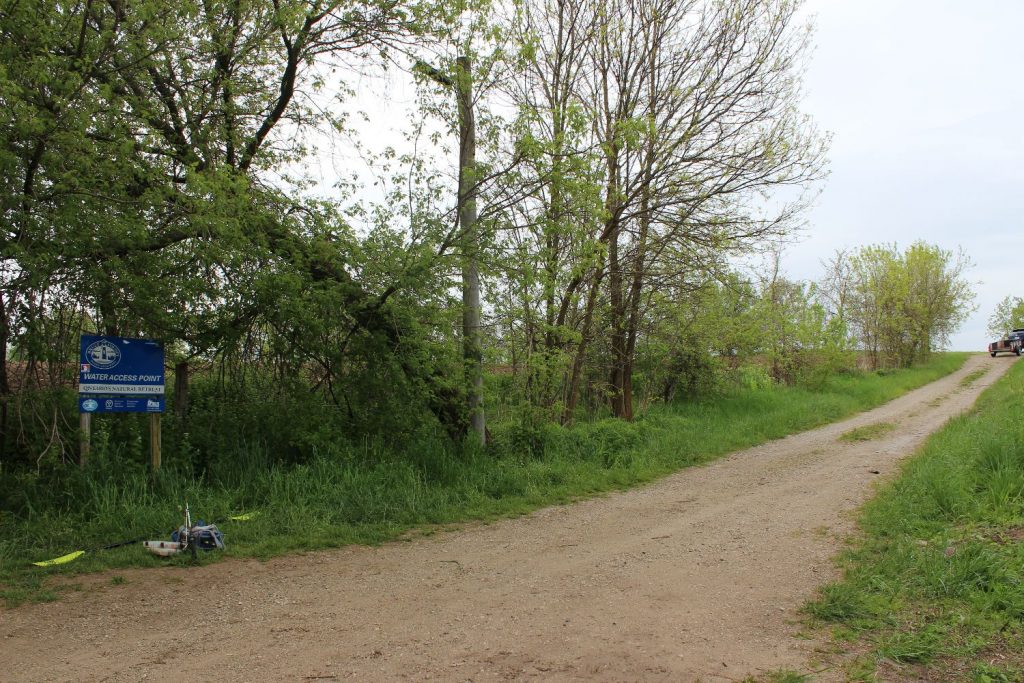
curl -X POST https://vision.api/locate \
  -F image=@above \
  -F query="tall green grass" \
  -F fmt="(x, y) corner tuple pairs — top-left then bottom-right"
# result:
(0, 353), (969, 607)
(806, 358), (1024, 681)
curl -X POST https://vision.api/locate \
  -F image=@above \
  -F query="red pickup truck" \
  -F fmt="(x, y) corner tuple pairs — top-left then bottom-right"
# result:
(989, 328), (1024, 356)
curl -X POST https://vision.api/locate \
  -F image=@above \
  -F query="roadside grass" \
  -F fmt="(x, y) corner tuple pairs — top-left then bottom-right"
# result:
(804, 357), (1024, 681)
(839, 422), (897, 443)
(0, 353), (969, 607)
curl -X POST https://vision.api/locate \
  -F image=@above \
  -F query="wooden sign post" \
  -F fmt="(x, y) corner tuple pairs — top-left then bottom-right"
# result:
(150, 413), (162, 471)
(79, 412), (91, 468)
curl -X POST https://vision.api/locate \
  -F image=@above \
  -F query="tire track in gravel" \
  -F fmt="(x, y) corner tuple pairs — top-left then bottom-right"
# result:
(1, 354), (1013, 683)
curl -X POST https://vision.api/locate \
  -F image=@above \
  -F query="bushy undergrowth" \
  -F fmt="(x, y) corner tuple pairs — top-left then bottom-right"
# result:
(0, 353), (968, 606)
(806, 358), (1024, 681)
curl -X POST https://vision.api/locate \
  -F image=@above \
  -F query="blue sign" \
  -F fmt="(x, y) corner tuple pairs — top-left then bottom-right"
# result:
(79, 396), (165, 414)
(79, 335), (165, 398)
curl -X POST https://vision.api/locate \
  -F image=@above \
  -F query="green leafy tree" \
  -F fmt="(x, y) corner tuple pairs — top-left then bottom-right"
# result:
(751, 252), (854, 386)
(636, 272), (758, 404)
(987, 296), (1024, 339)
(0, 0), (470, 464)
(493, 0), (827, 421)
(832, 242), (974, 368)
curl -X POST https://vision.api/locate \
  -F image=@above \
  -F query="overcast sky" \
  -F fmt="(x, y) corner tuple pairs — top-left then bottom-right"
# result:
(785, 0), (1024, 350)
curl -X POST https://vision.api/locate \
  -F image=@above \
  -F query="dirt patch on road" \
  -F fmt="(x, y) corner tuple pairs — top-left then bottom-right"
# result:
(0, 355), (1013, 682)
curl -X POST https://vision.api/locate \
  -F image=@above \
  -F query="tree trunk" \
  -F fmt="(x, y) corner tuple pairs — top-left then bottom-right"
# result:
(618, 103), (657, 423)
(0, 293), (9, 465)
(607, 214), (629, 419)
(456, 55), (485, 447)
(174, 361), (189, 420)
(603, 121), (627, 418)
(562, 270), (603, 425)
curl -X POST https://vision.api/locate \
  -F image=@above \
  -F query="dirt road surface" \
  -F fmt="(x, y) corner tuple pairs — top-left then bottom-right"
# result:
(1, 355), (1013, 682)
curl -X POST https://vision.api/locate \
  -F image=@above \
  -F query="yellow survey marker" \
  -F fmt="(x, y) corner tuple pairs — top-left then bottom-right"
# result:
(33, 550), (85, 567)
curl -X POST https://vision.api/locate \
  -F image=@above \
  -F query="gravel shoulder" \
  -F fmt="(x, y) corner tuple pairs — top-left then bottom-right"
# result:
(1, 354), (1013, 682)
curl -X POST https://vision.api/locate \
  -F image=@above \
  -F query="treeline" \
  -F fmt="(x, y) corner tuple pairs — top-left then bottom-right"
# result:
(0, 0), (972, 471)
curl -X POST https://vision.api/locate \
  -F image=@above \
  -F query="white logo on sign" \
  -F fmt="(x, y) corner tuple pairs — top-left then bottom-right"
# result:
(82, 399), (98, 412)
(86, 339), (121, 369)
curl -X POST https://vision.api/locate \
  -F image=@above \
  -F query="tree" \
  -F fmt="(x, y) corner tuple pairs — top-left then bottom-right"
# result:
(987, 296), (1024, 339)
(414, 49), (487, 445)
(0, 0), (475, 463)
(754, 253), (853, 385)
(902, 242), (975, 358)
(495, 0), (827, 421)
(829, 242), (974, 368)
(495, 0), (605, 420)
(635, 271), (757, 403)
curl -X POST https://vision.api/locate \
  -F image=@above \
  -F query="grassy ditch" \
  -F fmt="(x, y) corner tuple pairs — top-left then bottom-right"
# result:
(1, 353), (969, 607)
(805, 357), (1024, 682)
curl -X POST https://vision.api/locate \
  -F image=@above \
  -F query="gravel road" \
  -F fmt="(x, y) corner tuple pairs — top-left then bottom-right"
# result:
(1, 354), (1012, 682)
